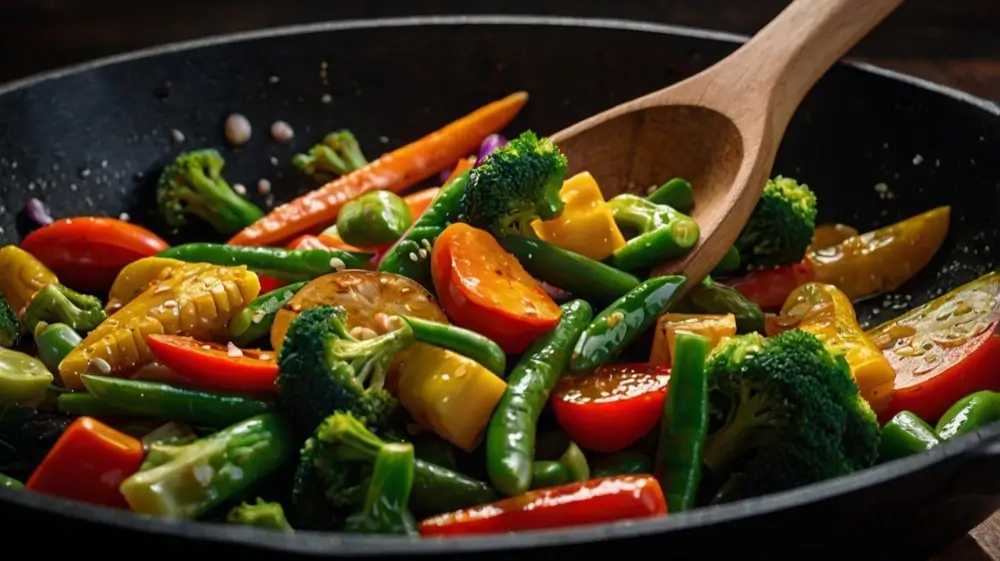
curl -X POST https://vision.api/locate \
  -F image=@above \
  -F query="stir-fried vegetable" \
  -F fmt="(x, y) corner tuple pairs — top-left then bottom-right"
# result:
(530, 171), (626, 261)
(158, 243), (371, 283)
(734, 176), (817, 269)
(147, 335), (278, 393)
(337, 191), (413, 248)
(292, 129), (369, 181)
(607, 195), (700, 271)
(879, 411), (940, 462)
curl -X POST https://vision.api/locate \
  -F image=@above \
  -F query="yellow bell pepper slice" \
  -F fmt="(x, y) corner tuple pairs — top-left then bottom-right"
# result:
(766, 282), (895, 413)
(531, 171), (626, 261)
(651, 313), (736, 366)
(59, 262), (260, 390)
(0, 245), (60, 312)
(396, 344), (507, 452)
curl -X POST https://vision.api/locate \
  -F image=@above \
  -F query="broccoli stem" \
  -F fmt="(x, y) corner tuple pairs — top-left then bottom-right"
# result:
(187, 164), (265, 232)
(343, 442), (418, 535)
(331, 320), (415, 391)
(227, 498), (294, 532)
(119, 414), (294, 519)
(702, 385), (778, 473)
(22, 283), (106, 333)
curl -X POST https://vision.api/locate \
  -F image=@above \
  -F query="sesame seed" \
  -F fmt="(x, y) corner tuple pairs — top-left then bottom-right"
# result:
(270, 120), (294, 143)
(268, 76), (280, 84)
(269, 156), (279, 166)
(227, 342), (244, 358)
(101, 160), (108, 168)
(408, 252), (419, 262)
(418, 248), (428, 258)
(259, 354), (271, 361)
(92, 357), (111, 375)
(321, 93), (332, 104)
(163, 299), (178, 308)
(257, 179), (272, 195)
(233, 183), (247, 196)
(201, 345), (212, 350)
(224, 113), (252, 146)
(912, 154), (923, 165)
(170, 129), (185, 143)
(329, 257), (346, 270)
(119, 212), (130, 222)
(379, 136), (389, 144)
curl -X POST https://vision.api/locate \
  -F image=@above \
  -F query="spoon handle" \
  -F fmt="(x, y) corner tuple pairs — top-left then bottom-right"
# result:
(710, 0), (904, 129)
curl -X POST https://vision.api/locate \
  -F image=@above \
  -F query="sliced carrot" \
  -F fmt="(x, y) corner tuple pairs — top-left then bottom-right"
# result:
(26, 417), (144, 509)
(228, 92), (529, 247)
(403, 187), (442, 221)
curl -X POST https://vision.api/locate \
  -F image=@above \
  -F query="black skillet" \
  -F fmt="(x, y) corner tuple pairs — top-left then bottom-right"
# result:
(0, 15), (997, 561)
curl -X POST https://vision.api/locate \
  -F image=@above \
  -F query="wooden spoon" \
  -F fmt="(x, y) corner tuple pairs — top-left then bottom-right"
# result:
(550, 0), (904, 289)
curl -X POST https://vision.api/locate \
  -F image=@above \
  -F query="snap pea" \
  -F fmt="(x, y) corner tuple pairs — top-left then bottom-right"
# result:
(646, 177), (694, 213)
(0, 472), (23, 490)
(608, 195), (700, 271)
(530, 461), (573, 489)
(880, 411), (941, 461)
(34, 322), (82, 376)
(936, 391), (1000, 440)
(592, 451), (652, 477)
(675, 276), (765, 334)
(79, 374), (273, 427)
(228, 281), (308, 346)
(57, 392), (134, 418)
(486, 299), (593, 497)
(379, 171), (470, 292)
(400, 314), (506, 376)
(337, 191), (413, 247)
(570, 275), (688, 373)
(499, 235), (641, 305)
(158, 243), (372, 283)
(654, 331), (710, 513)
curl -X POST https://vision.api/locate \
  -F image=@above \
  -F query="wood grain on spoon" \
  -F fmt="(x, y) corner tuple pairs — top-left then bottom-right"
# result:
(550, 0), (904, 290)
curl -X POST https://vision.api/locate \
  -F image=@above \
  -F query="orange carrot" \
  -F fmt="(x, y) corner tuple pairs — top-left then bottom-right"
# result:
(444, 156), (476, 186)
(403, 187), (442, 221)
(228, 92), (529, 247)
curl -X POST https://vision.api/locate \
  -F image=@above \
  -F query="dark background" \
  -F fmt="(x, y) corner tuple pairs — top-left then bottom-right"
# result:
(0, 0), (999, 101)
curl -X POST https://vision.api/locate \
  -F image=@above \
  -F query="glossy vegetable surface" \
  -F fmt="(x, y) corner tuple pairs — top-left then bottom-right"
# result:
(880, 411), (940, 462)
(147, 334), (279, 393)
(158, 243), (370, 283)
(337, 190), (413, 247)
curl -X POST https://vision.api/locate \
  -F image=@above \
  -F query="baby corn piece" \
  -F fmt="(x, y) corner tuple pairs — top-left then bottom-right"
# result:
(59, 262), (260, 390)
(106, 257), (188, 313)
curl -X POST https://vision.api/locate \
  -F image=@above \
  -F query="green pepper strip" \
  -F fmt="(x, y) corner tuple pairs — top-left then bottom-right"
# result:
(157, 243), (372, 282)
(936, 390), (1000, 440)
(378, 171), (470, 292)
(119, 413), (294, 519)
(654, 331), (710, 513)
(675, 276), (765, 334)
(34, 322), (82, 377)
(500, 235), (641, 305)
(80, 374), (273, 427)
(344, 442), (419, 535)
(570, 276), (688, 373)
(400, 314), (506, 376)
(607, 194), (700, 272)
(557, 441), (590, 482)
(57, 392), (134, 418)
(880, 411), (941, 462)
(530, 461), (573, 489)
(229, 281), (308, 346)
(486, 300), (593, 496)
(0, 472), (23, 490)
(591, 451), (652, 478)
(647, 177), (694, 213)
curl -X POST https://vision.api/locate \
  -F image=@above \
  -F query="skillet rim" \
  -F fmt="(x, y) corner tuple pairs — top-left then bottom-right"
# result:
(0, 14), (998, 555)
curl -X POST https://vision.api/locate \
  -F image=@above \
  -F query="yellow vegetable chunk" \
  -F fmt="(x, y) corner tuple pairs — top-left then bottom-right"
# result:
(531, 171), (627, 261)
(651, 313), (736, 366)
(767, 282), (895, 413)
(0, 245), (59, 312)
(59, 262), (260, 390)
(106, 257), (188, 313)
(396, 343), (507, 452)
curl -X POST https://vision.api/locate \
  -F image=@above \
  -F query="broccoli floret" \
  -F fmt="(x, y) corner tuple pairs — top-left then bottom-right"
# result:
(156, 149), (265, 235)
(0, 297), (20, 348)
(702, 329), (880, 500)
(227, 498), (294, 532)
(459, 130), (568, 238)
(292, 130), (369, 181)
(21, 284), (105, 334)
(275, 306), (413, 434)
(734, 176), (817, 268)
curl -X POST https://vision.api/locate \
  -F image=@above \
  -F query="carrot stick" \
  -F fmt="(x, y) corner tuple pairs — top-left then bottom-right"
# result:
(228, 92), (529, 247)
(403, 187), (442, 221)
(444, 156), (476, 186)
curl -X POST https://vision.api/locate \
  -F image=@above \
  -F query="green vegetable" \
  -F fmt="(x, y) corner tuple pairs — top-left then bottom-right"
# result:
(734, 175), (817, 268)
(0, 405), (72, 475)
(499, 235), (641, 305)
(486, 299), (593, 496)
(702, 330), (880, 501)
(411, 431), (457, 471)
(711, 246), (742, 276)
(157, 244), (371, 283)
(34, 322), (81, 376)
(0, 297), (20, 349)
(459, 130), (568, 238)
(343, 442), (418, 535)
(654, 331), (710, 513)
(141, 421), (198, 451)
(227, 498), (294, 532)
(556, 441), (590, 482)
(0, 347), (53, 402)
(292, 130), (368, 180)
(675, 276), (765, 334)
(591, 451), (652, 477)
(294, 412), (497, 528)
(120, 413), (294, 519)
(570, 276), (688, 373)
(607, 194), (700, 271)
(22, 283), (105, 334)
(400, 314), (506, 376)
(337, 191), (413, 247)
(646, 177), (694, 213)
(57, 392), (133, 418)
(880, 411), (940, 462)
(276, 305), (413, 434)
(378, 171), (469, 291)
(936, 390), (1000, 440)
(79, 374), (273, 427)
(0, 472), (23, 490)
(228, 281), (308, 347)
(530, 461), (573, 489)
(156, 149), (265, 236)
